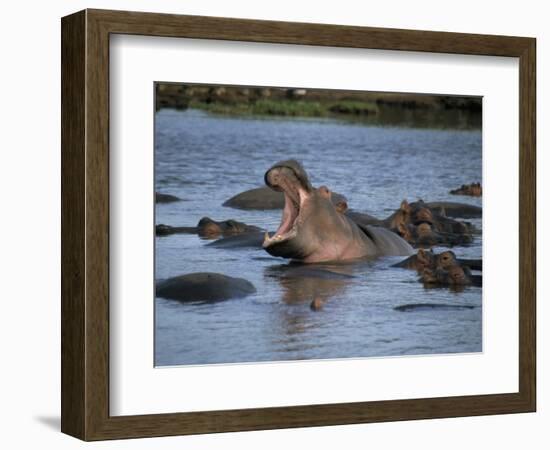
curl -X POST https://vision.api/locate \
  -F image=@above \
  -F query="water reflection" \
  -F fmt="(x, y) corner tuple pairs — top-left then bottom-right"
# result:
(264, 263), (355, 305)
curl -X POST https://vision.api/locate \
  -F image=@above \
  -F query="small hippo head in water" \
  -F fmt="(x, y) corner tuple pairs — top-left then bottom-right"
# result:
(196, 217), (256, 237)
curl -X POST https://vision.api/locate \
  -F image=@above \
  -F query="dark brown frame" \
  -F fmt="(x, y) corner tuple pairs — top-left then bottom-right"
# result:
(61, 9), (536, 441)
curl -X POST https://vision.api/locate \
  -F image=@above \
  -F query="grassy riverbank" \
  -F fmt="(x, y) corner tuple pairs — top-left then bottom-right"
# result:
(155, 83), (482, 129)
(188, 98), (378, 118)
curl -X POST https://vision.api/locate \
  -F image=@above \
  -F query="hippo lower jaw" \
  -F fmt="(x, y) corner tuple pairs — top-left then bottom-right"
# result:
(263, 228), (297, 248)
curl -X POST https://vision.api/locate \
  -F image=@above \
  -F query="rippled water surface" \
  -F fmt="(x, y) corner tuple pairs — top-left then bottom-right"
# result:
(155, 109), (482, 366)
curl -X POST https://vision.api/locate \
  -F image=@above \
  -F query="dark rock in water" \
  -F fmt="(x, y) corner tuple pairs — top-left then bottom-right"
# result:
(156, 272), (256, 302)
(394, 303), (476, 312)
(156, 192), (182, 203)
(223, 186), (347, 210)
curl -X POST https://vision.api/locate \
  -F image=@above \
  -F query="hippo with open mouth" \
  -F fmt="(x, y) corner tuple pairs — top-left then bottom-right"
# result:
(262, 160), (414, 263)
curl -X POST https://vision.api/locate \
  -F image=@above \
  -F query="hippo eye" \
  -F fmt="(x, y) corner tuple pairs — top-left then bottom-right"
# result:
(226, 220), (237, 228)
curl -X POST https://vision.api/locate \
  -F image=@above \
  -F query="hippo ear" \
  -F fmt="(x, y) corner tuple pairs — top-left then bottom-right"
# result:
(400, 199), (411, 213)
(335, 200), (348, 214)
(318, 185), (331, 199)
(397, 222), (408, 236)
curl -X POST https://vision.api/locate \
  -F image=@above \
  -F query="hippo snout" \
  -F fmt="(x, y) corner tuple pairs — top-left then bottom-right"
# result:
(264, 159), (312, 192)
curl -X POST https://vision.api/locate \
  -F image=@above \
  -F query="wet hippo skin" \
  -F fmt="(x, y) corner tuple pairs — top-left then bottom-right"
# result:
(262, 160), (413, 263)
(392, 249), (482, 273)
(206, 231), (267, 249)
(156, 272), (256, 302)
(155, 192), (182, 203)
(398, 222), (473, 248)
(223, 185), (347, 210)
(156, 217), (261, 238)
(450, 182), (482, 197)
(422, 201), (481, 218)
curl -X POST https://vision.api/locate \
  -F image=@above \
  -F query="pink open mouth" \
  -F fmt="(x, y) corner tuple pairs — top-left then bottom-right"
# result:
(263, 170), (303, 247)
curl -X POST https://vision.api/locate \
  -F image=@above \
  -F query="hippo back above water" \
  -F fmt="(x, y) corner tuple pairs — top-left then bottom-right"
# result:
(262, 160), (413, 263)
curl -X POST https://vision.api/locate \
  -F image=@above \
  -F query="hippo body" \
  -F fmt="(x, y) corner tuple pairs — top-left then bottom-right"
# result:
(156, 272), (256, 302)
(423, 201), (482, 218)
(223, 185), (347, 211)
(261, 160), (413, 263)
(206, 231), (266, 249)
(450, 183), (482, 197)
(156, 217), (261, 238)
(345, 210), (383, 227)
(155, 192), (181, 203)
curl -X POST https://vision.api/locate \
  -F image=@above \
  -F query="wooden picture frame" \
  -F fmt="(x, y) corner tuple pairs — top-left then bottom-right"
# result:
(61, 9), (536, 441)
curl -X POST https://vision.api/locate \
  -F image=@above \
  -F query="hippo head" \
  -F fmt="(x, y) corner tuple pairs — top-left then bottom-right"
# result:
(197, 217), (224, 237)
(435, 250), (458, 270)
(197, 217), (252, 238)
(262, 160), (343, 260)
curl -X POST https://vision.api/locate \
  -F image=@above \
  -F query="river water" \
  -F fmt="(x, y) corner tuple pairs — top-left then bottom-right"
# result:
(155, 108), (482, 366)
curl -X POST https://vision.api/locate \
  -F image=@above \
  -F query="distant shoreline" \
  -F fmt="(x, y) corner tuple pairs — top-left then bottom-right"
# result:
(155, 84), (482, 129)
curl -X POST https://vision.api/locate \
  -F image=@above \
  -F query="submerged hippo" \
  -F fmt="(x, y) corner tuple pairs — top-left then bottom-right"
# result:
(420, 265), (482, 287)
(344, 210), (383, 227)
(397, 222), (473, 247)
(206, 231), (267, 249)
(261, 160), (413, 262)
(223, 185), (347, 210)
(156, 217), (261, 238)
(156, 272), (256, 302)
(387, 200), (474, 234)
(450, 182), (482, 197)
(423, 201), (481, 219)
(346, 199), (478, 238)
(155, 192), (182, 203)
(392, 249), (482, 272)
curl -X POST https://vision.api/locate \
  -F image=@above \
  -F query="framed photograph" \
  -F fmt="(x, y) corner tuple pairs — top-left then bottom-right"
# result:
(61, 9), (536, 440)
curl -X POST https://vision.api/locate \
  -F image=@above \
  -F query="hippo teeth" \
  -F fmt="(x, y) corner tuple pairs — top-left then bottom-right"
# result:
(263, 232), (285, 243)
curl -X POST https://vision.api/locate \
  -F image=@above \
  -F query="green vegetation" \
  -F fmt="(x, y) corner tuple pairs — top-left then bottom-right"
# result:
(188, 99), (378, 119)
(155, 84), (482, 129)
